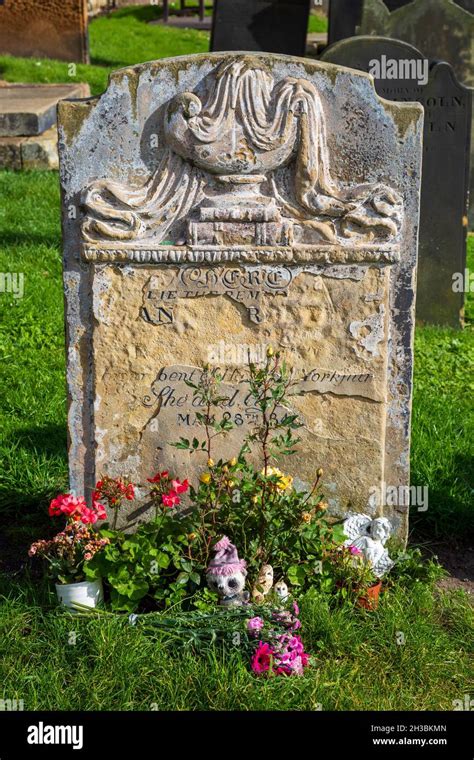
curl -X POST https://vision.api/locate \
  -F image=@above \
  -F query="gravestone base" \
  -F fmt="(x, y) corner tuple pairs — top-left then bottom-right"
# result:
(0, 126), (59, 170)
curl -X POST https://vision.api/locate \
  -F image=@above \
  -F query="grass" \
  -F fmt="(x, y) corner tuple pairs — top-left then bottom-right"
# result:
(0, 573), (472, 711)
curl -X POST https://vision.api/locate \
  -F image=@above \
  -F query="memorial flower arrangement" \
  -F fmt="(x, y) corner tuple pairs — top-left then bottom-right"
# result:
(29, 495), (110, 584)
(323, 543), (381, 608)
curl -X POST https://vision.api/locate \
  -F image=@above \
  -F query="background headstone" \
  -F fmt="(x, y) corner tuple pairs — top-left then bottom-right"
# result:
(327, 0), (473, 45)
(0, 0), (89, 64)
(321, 37), (472, 327)
(358, 0), (473, 87)
(210, 0), (311, 55)
(58, 52), (423, 541)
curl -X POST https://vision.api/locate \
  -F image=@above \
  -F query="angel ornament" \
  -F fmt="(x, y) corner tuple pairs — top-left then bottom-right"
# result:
(343, 514), (394, 578)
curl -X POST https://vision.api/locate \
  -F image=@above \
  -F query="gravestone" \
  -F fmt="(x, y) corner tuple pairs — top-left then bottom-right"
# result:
(321, 37), (472, 327)
(211, 0), (311, 55)
(0, 0), (89, 64)
(327, 0), (473, 45)
(57, 52), (423, 541)
(358, 0), (473, 87)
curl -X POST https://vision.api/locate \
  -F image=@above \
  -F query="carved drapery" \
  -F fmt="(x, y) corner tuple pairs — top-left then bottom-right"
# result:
(82, 58), (403, 246)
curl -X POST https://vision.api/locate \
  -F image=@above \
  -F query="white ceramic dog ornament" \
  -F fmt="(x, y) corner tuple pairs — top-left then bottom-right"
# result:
(342, 514), (394, 578)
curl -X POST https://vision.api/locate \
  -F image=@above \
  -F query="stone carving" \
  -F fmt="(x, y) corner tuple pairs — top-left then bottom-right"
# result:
(206, 536), (250, 607)
(82, 57), (403, 247)
(141, 265), (293, 325)
(343, 513), (394, 577)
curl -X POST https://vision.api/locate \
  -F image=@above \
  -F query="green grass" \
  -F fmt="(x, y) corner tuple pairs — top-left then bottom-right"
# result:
(0, 574), (471, 711)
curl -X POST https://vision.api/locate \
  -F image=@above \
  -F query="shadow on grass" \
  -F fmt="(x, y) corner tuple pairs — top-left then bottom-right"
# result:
(0, 232), (61, 249)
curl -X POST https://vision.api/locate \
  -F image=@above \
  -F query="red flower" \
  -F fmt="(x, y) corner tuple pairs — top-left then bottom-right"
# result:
(147, 471), (169, 483)
(162, 491), (181, 508)
(171, 478), (189, 494)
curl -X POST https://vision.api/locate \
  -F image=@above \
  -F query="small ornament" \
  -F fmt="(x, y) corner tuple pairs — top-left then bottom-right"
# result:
(206, 536), (249, 607)
(343, 513), (394, 578)
(273, 579), (289, 602)
(252, 564), (274, 603)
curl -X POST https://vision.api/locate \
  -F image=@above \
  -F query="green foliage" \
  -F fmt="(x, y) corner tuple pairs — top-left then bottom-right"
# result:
(86, 515), (200, 612)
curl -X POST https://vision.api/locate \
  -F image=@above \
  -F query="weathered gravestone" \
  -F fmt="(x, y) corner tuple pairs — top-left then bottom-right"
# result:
(57, 53), (423, 541)
(327, 0), (473, 45)
(358, 0), (474, 87)
(211, 0), (311, 55)
(0, 0), (89, 64)
(321, 37), (472, 327)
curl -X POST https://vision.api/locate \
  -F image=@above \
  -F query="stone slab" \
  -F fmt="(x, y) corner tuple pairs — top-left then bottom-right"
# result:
(0, 126), (59, 170)
(0, 0), (89, 64)
(0, 84), (91, 137)
(57, 52), (423, 542)
(321, 36), (472, 327)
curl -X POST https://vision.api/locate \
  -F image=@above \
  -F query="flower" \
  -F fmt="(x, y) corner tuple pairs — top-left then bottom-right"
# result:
(200, 472), (211, 484)
(247, 617), (264, 635)
(229, 457), (237, 467)
(316, 500), (328, 512)
(260, 466), (293, 491)
(349, 545), (362, 556)
(162, 491), (181, 508)
(147, 471), (169, 483)
(171, 478), (189, 494)
(301, 511), (312, 523)
(251, 641), (275, 674)
(207, 458), (215, 467)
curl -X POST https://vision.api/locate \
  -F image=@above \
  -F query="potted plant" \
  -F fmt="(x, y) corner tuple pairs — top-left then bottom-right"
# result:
(325, 544), (381, 609)
(28, 493), (110, 612)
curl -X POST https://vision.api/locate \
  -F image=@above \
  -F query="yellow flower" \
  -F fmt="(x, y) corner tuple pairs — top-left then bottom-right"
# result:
(187, 533), (197, 541)
(200, 472), (211, 484)
(301, 512), (312, 524)
(229, 457), (237, 467)
(266, 346), (274, 357)
(252, 495), (259, 504)
(317, 468), (324, 478)
(260, 466), (293, 491)
(207, 458), (215, 468)
(227, 480), (235, 488)
(316, 501), (328, 512)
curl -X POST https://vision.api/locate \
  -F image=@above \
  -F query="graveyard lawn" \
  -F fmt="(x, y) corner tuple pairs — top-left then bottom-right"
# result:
(0, 5), (327, 97)
(0, 572), (472, 710)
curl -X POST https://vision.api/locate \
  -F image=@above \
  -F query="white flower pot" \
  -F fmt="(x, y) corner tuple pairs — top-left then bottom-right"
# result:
(55, 579), (103, 612)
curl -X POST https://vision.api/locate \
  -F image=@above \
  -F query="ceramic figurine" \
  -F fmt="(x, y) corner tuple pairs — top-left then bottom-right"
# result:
(343, 513), (394, 578)
(206, 536), (250, 607)
(273, 579), (289, 602)
(252, 564), (274, 603)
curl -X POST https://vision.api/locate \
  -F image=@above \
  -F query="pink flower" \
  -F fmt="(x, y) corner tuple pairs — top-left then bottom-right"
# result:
(247, 617), (264, 635)
(147, 471), (169, 483)
(349, 545), (362, 556)
(292, 601), (300, 616)
(251, 641), (275, 675)
(171, 478), (189, 494)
